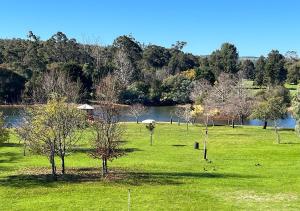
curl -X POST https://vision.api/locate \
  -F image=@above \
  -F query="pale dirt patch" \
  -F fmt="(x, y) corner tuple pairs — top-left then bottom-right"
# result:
(225, 191), (298, 203)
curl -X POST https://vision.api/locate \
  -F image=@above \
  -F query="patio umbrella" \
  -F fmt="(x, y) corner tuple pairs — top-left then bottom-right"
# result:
(142, 119), (156, 146)
(141, 119), (156, 124)
(77, 104), (94, 110)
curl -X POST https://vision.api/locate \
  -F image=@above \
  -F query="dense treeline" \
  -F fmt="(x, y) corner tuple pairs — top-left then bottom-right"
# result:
(0, 31), (299, 104)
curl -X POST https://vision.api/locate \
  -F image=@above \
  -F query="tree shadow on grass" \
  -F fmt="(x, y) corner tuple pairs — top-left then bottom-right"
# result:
(0, 143), (22, 147)
(72, 147), (142, 154)
(72, 147), (93, 153)
(279, 128), (295, 132)
(0, 166), (17, 172)
(0, 152), (22, 164)
(225, 133), (250, 136)
(0, 167), (102, 188)
(119, 148), (143, 153)
(0, 167), (260, 188)
(279, 142), (300, 145)
(112, 171), (260, 186)
(172, 144), (186, 147)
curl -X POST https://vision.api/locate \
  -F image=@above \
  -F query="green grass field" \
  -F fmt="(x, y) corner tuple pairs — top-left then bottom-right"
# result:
(1, 123), (300, 210)
(242, 79), (298, 96)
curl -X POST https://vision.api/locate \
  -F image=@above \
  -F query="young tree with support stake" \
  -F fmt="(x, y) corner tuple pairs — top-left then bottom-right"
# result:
(145, 122), (155, 146)
(201, 105), (218, 160)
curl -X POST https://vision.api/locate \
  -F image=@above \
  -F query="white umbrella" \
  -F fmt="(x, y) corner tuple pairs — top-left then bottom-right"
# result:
(142, 119), (156, 124)
(77, 104), (94, 110)
(142, 119), (156, 146)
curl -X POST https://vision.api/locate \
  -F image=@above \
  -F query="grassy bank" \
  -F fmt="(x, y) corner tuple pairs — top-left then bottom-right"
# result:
(243, 80), (298, 96)
(0, 124), (300, 210)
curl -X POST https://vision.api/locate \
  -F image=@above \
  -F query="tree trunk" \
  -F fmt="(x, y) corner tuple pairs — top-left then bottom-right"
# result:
(186, 122), (189, 131)
(178, 118), (180, 125)
(170, 116), (173, 124)
(263, 121), (268, 129)
(150, 131), (153, 146)
(104, 158), (108, 174)
(50, 149), (57, 180)
(102, 159), (105, 177)
(136, 117), (138, 124)
(61, 155), (65, 174)
(203, 115), (208, 160)
(274, 121), (281, 144)
(203, 146), (207, 160)
(240, 115), (244, 125)
(204, 131), (208, 160)
(23, 143), (26, 156)
(232, 119), (235, 128)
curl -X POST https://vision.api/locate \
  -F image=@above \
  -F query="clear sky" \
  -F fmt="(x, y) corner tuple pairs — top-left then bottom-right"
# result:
(1, 0), (299, 56)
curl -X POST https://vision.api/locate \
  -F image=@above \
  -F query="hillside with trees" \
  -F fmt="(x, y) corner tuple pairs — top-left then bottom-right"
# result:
(0, 31), (299, 105)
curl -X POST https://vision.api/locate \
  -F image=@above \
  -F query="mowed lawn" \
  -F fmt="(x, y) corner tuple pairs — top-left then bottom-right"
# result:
(0, 123), (300, 210)
(242, 79), (298, 96)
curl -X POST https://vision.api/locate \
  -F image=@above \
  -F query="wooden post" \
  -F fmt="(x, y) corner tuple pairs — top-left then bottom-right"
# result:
(274, 121), (281, 144)
(204, 115), (208, 160)
(128, 189), (131, 211)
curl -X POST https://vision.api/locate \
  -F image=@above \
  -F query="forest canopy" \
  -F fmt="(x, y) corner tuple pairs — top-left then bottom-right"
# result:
(0, 31), (298, 105)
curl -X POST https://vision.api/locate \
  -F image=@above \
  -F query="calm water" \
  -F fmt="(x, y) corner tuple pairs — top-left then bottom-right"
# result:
(0, 106), (296, 129)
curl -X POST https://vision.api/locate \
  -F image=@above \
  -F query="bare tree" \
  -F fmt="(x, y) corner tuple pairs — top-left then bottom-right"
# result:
(15, 109), (33, 156)
(0, 112), (9, 144)
(209, 73), (237, 111)
(32, 70), (82, 103)
(128, 104), (147, 123)
(175, 106), (193, 131)
(91, 75), (124, 177)
(169, 110), (175, 124)
(285, 51), (299, 62)
(206, 73), (253, 127)
(174, 108), (181, 125)
(218, 74), (254, 128)
(230, 77), (253, 126)
(190, 79), (212, 104)
(90, 109), (124, 176)
(114, 48), (134, 87)
(82, 39), (113, 83)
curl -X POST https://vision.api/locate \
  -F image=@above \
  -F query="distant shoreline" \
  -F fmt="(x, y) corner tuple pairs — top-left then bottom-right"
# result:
(0, 102), (184, 108)
(0, 104), (28, 108)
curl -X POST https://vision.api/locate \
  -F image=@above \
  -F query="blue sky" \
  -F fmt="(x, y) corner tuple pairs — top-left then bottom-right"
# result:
(1, 0), (300, 56)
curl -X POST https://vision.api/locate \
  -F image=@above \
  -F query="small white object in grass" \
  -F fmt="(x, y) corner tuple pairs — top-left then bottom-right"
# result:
(141, 119), (156, 124)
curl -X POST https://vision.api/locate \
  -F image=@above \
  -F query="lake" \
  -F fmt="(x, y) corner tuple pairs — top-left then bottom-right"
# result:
(0, 106), (297, 129)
